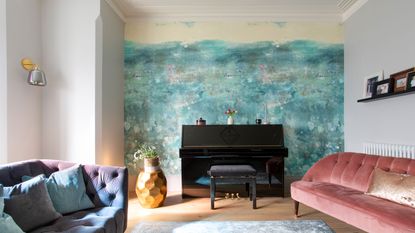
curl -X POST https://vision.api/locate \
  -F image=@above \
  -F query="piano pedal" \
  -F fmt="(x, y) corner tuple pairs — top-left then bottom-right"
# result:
(225, 193), (230, 199)
(231, 193), (235, 200)
(236, 193), (240, 200)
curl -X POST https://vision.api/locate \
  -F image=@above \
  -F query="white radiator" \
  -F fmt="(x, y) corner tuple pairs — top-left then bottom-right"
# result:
(363, 142), (415, 159)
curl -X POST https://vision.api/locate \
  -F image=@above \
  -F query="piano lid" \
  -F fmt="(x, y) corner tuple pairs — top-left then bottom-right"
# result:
(181, 125), (284, 148)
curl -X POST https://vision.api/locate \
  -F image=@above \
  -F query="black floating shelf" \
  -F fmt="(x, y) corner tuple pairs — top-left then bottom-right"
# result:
(357, 88), (415, 103)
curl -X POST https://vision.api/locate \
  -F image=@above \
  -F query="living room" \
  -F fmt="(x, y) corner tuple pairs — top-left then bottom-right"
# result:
(1, 0), (414, 232)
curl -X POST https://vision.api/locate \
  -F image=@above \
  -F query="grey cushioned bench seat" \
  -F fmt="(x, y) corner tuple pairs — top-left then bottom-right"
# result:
(208, 165), (257, 177)
(208, 164), (257, 209)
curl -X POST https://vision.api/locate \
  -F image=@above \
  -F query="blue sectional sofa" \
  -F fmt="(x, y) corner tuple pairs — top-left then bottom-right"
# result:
(0, 159), (128, 233)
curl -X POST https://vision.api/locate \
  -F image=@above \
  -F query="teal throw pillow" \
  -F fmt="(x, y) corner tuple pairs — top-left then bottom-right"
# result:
(23, 165), (95, 214)
(3, 175), (61, 232)
(0, 185), (25, 232)
(21, 174), (45, 182)
(0, 213), (25, 233)
(0, 184), (4, 214)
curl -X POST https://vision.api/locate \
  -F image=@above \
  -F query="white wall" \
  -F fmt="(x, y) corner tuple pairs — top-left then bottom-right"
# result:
(41, 0), (124, 166)
(4, 0), (43, 163)
(344, 0), (415, 152)
(0, 0), (6, 164)
(0, 0), (125, 166)
(95, 0), (125, 166)
(41, 0), (100, 164)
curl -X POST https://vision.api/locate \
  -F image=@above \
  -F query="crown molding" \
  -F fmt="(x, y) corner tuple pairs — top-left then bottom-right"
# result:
(112, 0), (366, 23)
(341, 0), (368, 22)
(125, 13), (342, 23)
(104, 0), (127, 22)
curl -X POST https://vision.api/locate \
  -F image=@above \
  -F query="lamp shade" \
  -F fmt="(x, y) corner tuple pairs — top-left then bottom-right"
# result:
(28, 67), (47, 86)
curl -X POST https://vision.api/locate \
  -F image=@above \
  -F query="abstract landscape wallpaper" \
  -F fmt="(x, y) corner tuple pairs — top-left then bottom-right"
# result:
(124, 22), (344, 179)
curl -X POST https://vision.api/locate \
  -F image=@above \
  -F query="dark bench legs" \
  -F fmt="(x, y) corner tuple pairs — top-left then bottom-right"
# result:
(251, 178), (256, 209)
(210, 177), (216, 209)
(210, 176), (256, 209)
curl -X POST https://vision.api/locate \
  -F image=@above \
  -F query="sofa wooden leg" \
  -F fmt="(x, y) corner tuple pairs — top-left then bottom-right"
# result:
(293, 200), (299, 217)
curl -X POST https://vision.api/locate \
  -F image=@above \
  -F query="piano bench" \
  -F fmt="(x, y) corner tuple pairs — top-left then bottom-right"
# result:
(207, 164), (257, 209)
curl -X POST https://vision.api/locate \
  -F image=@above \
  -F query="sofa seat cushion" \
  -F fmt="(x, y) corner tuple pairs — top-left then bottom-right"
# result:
(29, 207), (125, 233)
(292, 181), (415, 233)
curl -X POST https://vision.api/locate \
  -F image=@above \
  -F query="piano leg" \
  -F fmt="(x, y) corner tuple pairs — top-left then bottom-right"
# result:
(252, 178), (257, 209)
(265, 157), (285, 197)
(281, 159), (285, 197)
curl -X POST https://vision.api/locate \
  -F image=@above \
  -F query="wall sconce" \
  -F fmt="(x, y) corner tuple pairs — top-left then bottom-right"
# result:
(21, 58), (47, 86)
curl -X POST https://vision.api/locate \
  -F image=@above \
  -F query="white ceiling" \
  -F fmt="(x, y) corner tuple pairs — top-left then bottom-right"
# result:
(107, 0), (368, 22)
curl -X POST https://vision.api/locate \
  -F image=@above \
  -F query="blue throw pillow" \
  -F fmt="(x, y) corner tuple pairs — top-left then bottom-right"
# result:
(21, 174), (45, 182)
(47, 164), (95, 214)
(0, 213), (25, 233)
(23, 165), (95, 214)
(1, 184), (23, 233)
(0, 184), (4, 214)
(3, 175), (61, 232)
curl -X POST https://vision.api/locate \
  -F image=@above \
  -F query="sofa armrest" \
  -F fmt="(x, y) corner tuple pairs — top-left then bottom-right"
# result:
(82, 164), (128, 229)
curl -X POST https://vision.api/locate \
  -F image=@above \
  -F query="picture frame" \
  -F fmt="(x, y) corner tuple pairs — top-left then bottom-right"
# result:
(394, 76), (408, 92)
(390, 67), (415, 93)
(407, 71), (415, 90)
(363, 71), (384, 98)
(374, 79), (393, 96)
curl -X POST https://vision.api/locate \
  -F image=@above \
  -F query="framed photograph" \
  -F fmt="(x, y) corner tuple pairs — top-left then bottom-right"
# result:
(374, 79), (393, 96)
(394, 76), (407, 92)
(363, 71), (384, 98)
(390, 67), (415, 92)
(407, 71), (415, 90)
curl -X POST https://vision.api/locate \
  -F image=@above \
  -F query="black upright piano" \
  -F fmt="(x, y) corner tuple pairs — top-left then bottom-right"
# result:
(179, 124), (288, 198)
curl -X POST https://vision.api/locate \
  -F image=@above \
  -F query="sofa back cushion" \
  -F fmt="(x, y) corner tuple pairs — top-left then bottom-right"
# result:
(82, 164), (128, 210)
(302, 152), (415, 192)
(0, 160), (59, 186)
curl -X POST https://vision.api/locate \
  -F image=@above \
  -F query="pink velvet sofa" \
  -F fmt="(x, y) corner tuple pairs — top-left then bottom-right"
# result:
(291, 152), (415, 233)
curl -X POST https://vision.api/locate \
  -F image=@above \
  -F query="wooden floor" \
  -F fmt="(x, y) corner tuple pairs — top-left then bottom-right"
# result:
(126, 193), (365, 233)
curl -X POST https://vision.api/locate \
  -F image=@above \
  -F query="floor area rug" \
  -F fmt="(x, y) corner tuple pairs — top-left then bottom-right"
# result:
(131, 220), (334, 233)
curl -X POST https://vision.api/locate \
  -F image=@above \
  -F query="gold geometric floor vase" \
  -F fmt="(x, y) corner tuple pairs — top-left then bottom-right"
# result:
(136, 157), (167, 208)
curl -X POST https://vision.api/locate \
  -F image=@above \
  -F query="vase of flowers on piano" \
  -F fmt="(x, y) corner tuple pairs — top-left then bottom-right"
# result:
(225, 108), (237, 125)
(133, 143), (167, 209)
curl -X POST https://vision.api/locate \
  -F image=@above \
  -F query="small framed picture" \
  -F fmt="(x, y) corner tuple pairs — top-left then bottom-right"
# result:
(390, 67), (415, 92)
(394, 76), (407, 92)
(363, 71), (384, 98)
(407, 71), (415, 90)
(374, 79), (393, 96)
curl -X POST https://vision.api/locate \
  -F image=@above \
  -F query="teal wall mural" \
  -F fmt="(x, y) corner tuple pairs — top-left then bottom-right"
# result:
(124, 39), (344, 177)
